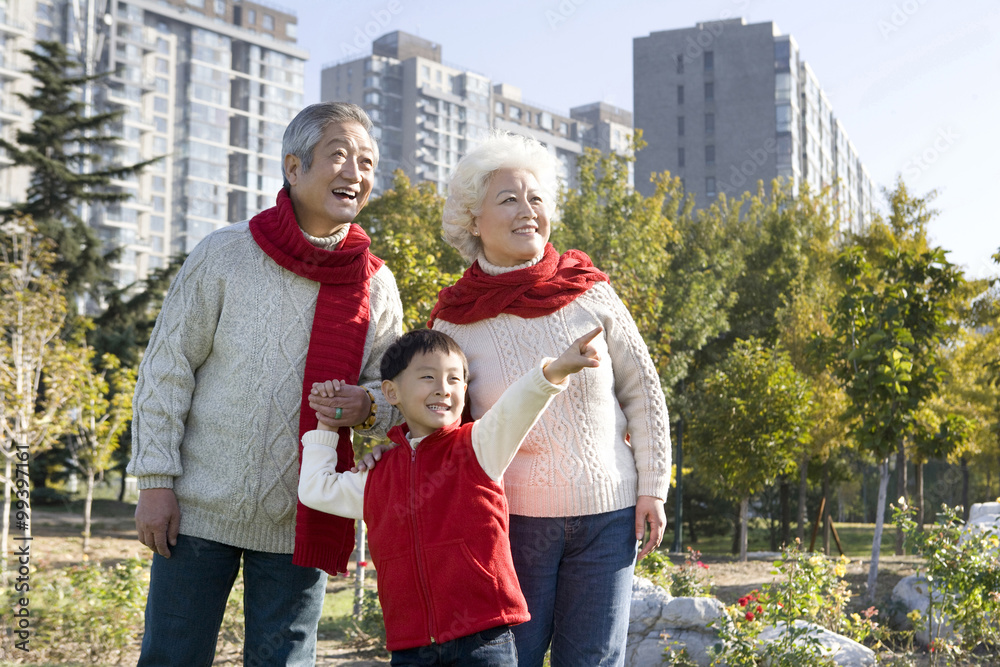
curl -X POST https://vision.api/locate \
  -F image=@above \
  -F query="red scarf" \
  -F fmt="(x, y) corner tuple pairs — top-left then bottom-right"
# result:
(428, 243), (608, 325)
(250, 189), (383, 575)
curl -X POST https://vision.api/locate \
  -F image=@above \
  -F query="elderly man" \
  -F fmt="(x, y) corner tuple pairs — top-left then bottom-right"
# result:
(128, 102), (402, 666)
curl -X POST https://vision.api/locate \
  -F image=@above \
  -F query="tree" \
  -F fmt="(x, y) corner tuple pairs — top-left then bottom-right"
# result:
(356, 171), (463, 329)
(47, 333), (135, 552)
(0, 219), (72, 576)
(823, 243), (962, 602)
(553, 133), (678, 368)
(0, 40), (155, 297)
(687, 338), (813, 561)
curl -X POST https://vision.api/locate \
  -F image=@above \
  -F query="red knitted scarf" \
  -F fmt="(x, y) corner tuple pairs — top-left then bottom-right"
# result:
(428, 243), (608, 326)
(250, 189), (383, 575)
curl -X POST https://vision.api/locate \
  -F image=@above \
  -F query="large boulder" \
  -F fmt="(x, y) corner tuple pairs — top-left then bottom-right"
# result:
(757, 620), (876, 666)
(626, 576), (725, 667)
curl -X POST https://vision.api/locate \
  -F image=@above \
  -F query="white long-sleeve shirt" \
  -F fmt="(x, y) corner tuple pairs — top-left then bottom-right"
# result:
(299, 363), (566, 519)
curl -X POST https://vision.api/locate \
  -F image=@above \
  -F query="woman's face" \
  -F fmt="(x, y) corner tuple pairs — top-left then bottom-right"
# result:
(472, 168), (551, 267)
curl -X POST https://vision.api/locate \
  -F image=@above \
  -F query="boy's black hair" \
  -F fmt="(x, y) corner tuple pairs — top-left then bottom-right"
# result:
(380, 328), (469, 382)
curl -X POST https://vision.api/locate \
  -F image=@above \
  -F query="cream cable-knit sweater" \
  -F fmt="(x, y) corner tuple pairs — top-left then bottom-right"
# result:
(127, 221), (403, 554)
(433, 255), (672, 518)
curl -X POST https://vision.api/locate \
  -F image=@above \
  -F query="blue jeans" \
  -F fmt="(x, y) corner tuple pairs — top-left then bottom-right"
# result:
(389, 625), (516, 666)
(509, 506), (638, 667)
(137, 534), (328, 667)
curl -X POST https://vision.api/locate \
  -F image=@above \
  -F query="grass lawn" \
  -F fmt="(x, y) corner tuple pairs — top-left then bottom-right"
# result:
(674, 521), (906, 559)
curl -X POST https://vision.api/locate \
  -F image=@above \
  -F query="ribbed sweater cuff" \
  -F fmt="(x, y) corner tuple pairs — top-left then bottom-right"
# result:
(138, 476), (174, 490)
(303, 429), (339, 449)
(638, 473), (671, 501)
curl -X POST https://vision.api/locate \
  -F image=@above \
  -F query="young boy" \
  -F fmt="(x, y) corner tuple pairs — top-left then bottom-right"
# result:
(298, 326), (602, 666)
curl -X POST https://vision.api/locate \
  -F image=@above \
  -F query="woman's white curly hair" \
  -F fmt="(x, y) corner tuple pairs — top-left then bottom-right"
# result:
(442, 131), (561, 263)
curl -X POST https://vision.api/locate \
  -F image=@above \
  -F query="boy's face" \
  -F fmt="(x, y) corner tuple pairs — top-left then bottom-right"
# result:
(382, 350), (467, 439)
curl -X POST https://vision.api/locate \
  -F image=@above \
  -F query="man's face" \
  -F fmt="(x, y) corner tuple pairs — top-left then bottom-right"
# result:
(284, 120), (376, 236)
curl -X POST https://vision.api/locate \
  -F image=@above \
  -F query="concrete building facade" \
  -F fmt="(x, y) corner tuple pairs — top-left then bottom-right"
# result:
(634, 18), (873, 231)
(33, 0), (306, 286)
(321, 31), (633, 197)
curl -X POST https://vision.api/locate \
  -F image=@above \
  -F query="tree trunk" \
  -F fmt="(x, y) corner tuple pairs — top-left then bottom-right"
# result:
(822, 462), (830, 556)
(779, 477), (790, 549)
(797, 454), (808, 543)
(353, 520), (366, 618)
(961, 457), (969, 521)
(895, 442), (907, 555)
(738, 497), (749, 562)
(1, 456), (12, 580)
(82, 470), (95, 552)
(867, 458), (890, 605)
(685, 493), (698, 544)
(915, 461), (925, 530)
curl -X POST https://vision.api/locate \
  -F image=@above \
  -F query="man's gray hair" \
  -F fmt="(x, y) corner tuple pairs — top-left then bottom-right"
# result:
(281, 102), (379, 188)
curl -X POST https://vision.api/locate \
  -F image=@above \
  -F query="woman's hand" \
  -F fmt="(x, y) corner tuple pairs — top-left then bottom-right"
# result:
(309, 380), (371, 428)
(635, 495), (666, 560)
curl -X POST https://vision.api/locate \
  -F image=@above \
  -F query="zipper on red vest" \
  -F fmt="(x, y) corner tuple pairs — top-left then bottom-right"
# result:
(409, 446), (437, 644)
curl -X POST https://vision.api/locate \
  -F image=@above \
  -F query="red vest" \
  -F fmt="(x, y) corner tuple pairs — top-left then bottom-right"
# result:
(363, 420), (530, 651)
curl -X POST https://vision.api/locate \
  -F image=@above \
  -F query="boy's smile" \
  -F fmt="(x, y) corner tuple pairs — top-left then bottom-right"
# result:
(382, 350), (468, 439)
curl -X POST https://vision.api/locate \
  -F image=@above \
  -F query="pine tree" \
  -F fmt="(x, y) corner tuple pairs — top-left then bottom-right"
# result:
(0, 40), (156, 297)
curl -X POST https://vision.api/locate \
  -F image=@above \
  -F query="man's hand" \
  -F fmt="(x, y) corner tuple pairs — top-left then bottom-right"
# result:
(636, 495), (666, 561)
(543, 327), (603, 384)
(309, 380), (371, 428)
(135, 488), (180, 558)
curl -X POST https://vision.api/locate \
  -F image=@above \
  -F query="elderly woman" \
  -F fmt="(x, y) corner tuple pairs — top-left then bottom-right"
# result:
(428, 132), (672, 666)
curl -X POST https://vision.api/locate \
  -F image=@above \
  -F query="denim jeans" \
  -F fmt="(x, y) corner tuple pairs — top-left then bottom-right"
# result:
(137, 534), (327, 667)
(509, 506), (638, 667)
(389, 625), (516, 666)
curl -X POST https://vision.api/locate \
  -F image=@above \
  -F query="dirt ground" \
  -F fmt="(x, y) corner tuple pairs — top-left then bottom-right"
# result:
(17, 501), (922, 666)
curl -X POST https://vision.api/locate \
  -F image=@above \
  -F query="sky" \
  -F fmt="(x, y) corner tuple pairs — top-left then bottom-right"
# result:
(279, 0), (1000, 280)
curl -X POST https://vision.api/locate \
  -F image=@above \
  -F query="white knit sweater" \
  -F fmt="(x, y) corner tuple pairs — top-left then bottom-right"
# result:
(127, 221), (403, 554)
(433, 265), (671, 518)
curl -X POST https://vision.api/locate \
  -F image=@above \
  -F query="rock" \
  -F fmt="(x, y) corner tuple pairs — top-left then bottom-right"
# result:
(626, 576), (725, 667)
(757, 620), (876, 666)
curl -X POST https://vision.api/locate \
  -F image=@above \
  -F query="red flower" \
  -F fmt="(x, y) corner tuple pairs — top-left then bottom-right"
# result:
(358, 561), (368, 567)
(745, 612), (755, 621)
(756, 605), (763, 614)
(738, 597), (748, 607)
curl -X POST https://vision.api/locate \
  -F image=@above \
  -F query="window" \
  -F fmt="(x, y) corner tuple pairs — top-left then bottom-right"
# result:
(776, 104), (792, 132)
(678, 147), (685, 168)
(213, 0), (225, 14)
(706, 177), (716, 197)
(153, 96), (169, 113)
(494, 101), (505, 114)
(704, 82), (714, 101)
(677, 116), (684, 137)
(285, 22), (297, 38)
(705, 113), (714, 136)
(676, 54), (684, 74)
(187, 0), (205, 7)
(435, 70), (442, 83)
(705, 144), (715, 167)
(704, 51), (714, 72)
(510, 106), (521, 120)
(559, 122), (569, 135)
(247, 8), (256, 24)
(775, 41), (791, 70)
(262, 14), (274, 30)
(677, 85), (684, 105)
(152, 176), (166, 192)
(421, 65), (430, 80)
(539, 112), (552, 130)
(156, 58), (169, 74)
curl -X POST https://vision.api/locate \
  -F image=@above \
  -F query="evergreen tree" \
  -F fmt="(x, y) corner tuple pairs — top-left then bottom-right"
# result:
(0, 40), (156, 297)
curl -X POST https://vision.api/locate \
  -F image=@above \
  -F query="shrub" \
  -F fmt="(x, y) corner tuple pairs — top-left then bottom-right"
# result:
(635, 547), (713, 597)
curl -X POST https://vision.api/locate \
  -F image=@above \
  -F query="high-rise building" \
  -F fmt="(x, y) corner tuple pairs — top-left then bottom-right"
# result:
(0, 0), (39, 209)
(321, 30), (633, 196)
(634, 18), (874, 231)
(35, 0), (306, 286)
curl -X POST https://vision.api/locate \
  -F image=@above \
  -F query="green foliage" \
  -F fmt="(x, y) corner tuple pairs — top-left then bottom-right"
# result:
(357, 171), (463, 329)
(689, 339), (813, 501)
(553, 132), (679, 379)
(31, 558), (148, 663)
(635, 547), (714, 597)
(896, 502), (1000, 658)
(710, 543), (849, 666)
(0, 41), (156, 296)
(355, 588), (387, 646)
